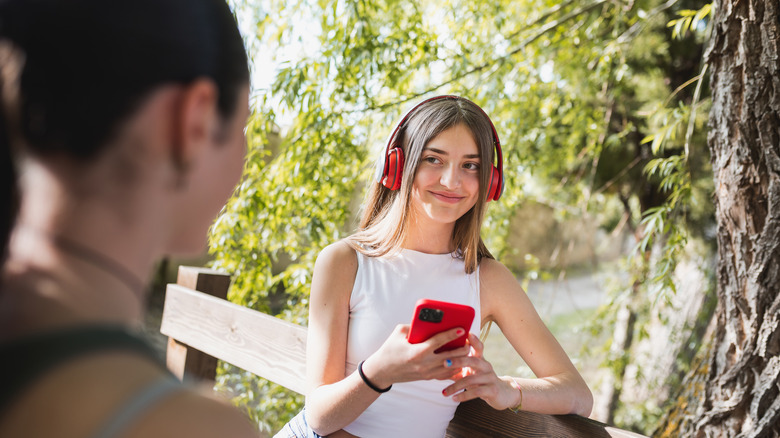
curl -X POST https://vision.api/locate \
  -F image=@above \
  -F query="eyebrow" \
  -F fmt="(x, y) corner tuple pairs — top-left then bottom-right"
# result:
(425, 147), (481, 159)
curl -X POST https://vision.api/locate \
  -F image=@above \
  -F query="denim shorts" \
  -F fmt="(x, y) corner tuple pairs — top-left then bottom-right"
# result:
(274, 408), (324, 438)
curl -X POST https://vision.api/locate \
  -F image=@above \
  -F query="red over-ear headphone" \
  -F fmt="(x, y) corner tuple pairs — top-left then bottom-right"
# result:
(374, 95), (504, 201)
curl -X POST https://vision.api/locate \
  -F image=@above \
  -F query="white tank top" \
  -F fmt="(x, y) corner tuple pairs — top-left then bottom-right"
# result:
(343, 249), (481, 438)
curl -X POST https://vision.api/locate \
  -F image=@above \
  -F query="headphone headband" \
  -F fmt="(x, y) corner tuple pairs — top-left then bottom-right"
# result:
(375, 95), (504, 200)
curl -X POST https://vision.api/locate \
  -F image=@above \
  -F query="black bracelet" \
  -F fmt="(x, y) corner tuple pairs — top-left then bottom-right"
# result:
(358, 360), (392, 393)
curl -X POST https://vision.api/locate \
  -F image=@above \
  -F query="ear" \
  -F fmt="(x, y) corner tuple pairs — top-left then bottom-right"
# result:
(172, 79), (219, 172)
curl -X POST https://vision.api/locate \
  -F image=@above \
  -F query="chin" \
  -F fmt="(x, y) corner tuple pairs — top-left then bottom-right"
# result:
(423, 209), (465, 225)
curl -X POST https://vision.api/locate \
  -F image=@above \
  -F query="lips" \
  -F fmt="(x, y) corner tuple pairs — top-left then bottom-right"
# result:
(430, 190), (465, 204)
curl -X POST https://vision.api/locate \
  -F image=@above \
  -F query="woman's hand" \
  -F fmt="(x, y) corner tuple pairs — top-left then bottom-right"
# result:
(360, 324), (472, 389)
(440, 333), (522, 411)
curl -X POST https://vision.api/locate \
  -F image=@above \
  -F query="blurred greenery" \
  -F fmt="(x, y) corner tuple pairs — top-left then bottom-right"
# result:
(211, 0), (715, 434)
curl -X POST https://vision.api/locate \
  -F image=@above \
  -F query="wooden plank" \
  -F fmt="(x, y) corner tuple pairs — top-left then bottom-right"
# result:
(446, 399), (648, 438)
(176, 266), (231, 298)
(166, 337), (192, 380)
(160, 284), (308, 394)
(165, 267), (232, 382)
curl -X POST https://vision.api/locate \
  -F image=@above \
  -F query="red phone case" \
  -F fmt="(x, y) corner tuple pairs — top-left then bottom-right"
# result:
(407, 299), (475, 352)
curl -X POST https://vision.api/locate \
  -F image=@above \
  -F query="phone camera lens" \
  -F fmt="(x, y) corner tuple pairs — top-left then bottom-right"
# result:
(419, 308), (443, 323)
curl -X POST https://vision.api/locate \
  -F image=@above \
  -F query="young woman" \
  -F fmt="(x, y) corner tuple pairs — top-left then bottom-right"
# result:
(277, 95), (593, 437)
(0, 1), (259, 437)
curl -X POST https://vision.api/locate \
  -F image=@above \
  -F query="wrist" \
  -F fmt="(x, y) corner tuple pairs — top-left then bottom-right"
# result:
(506, 377), (523, 412)
(358, 358), (392, 393)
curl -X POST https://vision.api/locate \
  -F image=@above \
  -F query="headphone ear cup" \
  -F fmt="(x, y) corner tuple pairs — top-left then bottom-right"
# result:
(382, 147), (405, 190)
(487, 165), (500, 201)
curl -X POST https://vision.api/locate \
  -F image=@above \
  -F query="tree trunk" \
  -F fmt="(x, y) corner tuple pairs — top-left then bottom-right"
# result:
(592, 296), (637, 424)
(678, 0), (780, 436)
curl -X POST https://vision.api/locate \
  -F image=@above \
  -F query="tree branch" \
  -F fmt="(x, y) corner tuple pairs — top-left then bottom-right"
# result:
(504, 0), (578, 42)
(359, 0), (610, 113)
(616, 0), (681, 45)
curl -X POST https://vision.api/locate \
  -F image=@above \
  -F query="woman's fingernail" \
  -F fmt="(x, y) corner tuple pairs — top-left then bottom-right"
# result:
(445, 359), (453, 368)
(456, 329), (465, 335)
(442, 389), (448, 396)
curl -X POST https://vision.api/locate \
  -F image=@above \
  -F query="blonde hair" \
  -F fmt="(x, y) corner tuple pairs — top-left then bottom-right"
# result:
(347, 97), (496, 273)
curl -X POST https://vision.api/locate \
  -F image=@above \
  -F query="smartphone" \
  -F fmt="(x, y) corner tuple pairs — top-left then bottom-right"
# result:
(407, 299), (475, 353)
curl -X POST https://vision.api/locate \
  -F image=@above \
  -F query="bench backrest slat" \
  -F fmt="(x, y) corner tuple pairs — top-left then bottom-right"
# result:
(161, 284), (308, 394)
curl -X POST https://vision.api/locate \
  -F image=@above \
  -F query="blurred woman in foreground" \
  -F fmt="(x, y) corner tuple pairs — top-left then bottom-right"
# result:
(0, 1), (259, 437)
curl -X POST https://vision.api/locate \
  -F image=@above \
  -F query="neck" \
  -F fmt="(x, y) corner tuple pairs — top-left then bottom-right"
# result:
(0, 227), (150, 338)
(0, 160), (165, 338)
(402, 212), (456, 254)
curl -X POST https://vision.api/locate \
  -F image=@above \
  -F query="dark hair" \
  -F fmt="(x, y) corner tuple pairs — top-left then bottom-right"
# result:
(0, 0), (249, 262)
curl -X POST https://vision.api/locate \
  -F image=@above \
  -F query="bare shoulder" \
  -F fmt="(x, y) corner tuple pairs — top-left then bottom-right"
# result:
(0, 354), (260, 438)
(313, 240), (358, 289)
(479, 258), (527, 321)
(479, 257), (521, 290)
(316, 240), (358, 270)
(130, 387), (259, 438)
(310, 239), (358, 306)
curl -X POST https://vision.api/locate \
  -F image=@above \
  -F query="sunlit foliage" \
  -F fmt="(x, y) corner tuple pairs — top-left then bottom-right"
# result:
(212, 0), (714, 432)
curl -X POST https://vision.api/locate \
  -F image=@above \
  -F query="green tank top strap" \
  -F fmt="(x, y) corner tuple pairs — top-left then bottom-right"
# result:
(89, 376), (182, 438)
(0, 325), (170, 413)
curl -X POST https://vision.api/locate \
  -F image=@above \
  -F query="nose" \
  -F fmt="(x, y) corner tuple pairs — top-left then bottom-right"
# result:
(440, 163), (461, 189)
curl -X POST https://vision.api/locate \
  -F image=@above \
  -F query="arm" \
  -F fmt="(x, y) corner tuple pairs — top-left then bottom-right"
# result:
(305, 241), (472, 435)
(442, 259), (593, 416)
(304, 241), (381, 435)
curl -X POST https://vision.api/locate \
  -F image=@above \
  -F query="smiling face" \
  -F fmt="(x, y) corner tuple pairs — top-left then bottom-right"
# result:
(410, 123), (481, 229)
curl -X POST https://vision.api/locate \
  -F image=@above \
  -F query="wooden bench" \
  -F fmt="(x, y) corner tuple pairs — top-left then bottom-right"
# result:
(161, 266), (647, 438)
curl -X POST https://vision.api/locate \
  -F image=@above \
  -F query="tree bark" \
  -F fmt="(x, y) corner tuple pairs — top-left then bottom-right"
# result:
(681, 0), (780, 436)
